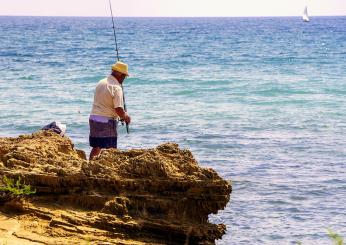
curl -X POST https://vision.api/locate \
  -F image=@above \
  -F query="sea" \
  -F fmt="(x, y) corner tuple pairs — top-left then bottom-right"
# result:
(0, 16), (345, 244)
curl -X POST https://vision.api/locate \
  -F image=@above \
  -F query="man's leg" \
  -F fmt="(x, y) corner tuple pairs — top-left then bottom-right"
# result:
(89, 147), (101, 160)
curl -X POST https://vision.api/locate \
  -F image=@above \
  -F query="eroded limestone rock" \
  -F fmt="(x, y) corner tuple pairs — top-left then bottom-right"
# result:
(0, 131), (231, 244)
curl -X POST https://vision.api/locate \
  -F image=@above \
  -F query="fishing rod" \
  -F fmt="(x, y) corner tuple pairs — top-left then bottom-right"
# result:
(108, 0), (129, 134)
(108, 0), (119, 61)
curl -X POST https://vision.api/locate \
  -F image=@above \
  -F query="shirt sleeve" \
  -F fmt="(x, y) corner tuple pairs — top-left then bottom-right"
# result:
(112, 85), (124, 109)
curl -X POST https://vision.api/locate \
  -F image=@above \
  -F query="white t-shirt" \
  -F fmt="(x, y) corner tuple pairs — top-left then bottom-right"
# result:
(90, 75), (124, 119)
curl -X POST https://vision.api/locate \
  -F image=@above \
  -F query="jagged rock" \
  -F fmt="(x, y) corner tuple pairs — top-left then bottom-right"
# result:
(0, 131), (232, 244)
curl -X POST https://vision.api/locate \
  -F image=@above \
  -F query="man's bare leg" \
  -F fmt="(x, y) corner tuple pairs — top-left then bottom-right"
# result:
(89, 147), (101, 160)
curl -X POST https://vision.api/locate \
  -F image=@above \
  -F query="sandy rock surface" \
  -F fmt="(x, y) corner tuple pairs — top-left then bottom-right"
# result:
(0, 131), (231, 244)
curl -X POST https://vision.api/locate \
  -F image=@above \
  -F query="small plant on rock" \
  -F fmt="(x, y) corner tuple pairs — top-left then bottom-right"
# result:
(0, 176), (36, 196)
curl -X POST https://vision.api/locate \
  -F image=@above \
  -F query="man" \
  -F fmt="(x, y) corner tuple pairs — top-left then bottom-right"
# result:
(89, 61), (131, 160)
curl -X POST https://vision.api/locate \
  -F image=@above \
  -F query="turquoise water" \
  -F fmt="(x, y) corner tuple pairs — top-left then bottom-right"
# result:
(0, 16), (346, 244)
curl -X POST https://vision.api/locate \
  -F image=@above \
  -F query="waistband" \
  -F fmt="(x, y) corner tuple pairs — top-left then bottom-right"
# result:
(89, 115), (117, 123)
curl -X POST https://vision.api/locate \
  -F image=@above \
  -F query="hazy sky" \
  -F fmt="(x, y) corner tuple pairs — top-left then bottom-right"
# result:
(1, 0), (346, 17)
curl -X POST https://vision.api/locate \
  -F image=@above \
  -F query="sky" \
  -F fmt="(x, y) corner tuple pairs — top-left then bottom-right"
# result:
(0, 0), (346, 17)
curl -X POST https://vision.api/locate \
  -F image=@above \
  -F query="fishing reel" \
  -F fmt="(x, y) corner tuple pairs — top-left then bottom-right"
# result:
(119, 119), (125, 126)
(118, 118), (129, 134)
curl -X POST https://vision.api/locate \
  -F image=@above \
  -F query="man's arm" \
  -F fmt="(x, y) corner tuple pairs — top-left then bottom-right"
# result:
(115, 107), (131, 124)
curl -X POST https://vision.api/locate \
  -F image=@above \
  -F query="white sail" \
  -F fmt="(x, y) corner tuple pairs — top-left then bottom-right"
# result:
(303, 6), (310, 22)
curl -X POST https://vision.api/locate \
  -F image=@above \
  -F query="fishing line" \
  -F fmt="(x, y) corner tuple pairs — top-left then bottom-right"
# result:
(108, 0), (129, 134)
(108, 0), (120, 61)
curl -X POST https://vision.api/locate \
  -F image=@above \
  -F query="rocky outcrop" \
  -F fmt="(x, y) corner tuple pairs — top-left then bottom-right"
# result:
(0, 131), (231, 244)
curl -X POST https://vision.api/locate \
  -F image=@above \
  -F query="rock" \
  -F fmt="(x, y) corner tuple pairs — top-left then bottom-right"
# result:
(0, 131), (232, 244)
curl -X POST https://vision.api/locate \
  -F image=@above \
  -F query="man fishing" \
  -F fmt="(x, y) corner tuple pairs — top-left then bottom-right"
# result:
(89, 61), (131, 160)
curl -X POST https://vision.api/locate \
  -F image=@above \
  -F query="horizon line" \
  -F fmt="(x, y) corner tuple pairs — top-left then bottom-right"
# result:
(1, 14), (346, 18)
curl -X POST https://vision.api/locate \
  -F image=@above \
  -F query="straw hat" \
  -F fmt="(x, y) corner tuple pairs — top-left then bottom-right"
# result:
(111, 61), (129, 76)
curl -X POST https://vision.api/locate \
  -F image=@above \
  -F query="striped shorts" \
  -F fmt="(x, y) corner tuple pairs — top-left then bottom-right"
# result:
(89, 117), (118, 149)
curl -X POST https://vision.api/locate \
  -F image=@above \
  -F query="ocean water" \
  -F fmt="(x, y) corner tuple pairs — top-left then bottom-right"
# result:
(0, 16), (346, 244)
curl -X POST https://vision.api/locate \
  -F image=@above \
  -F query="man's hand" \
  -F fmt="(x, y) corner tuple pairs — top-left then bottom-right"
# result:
(115, 107), (131, 124)
(123, 113), (131, 124)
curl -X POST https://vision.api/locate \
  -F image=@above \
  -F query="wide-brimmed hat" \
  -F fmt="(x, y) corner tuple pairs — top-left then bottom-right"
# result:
(111, 61), (129, 76)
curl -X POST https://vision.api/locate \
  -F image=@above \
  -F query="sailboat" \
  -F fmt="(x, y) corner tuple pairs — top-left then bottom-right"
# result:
(303, 6), (310, 22)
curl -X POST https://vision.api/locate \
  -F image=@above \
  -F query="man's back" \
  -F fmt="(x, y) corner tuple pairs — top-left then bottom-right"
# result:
(90, 76), (123, 119)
